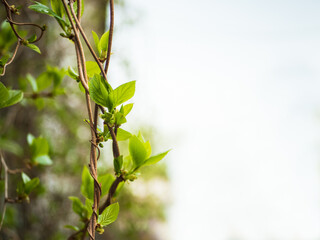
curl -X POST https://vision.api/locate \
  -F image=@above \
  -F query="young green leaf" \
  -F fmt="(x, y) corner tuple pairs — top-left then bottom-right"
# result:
(51, 0), (64, 17)
(85, 198), (93, 219)
(114, 156), (123, 174)
(30, 137), (49, 158)
(64, 225), (80, 231)
(123, 103), (134, 116)
(29, 136), (52, 165)
(67, 66), (79, 80)
(29, 1), (70, 31)
(143, 150), (171, 166)
(25, 43), (41, 54)
(116, 128), (132, 141)
(69, 196), (85, 217)
(89, 74), (113, 110)
(0, 81), (9, 103)
(111, 81), (136, 107)
(36, 72), (52, 91)
(27, 34), (37, 43)
(4, 90), (23, 108)
(86, 61), (100, 78)
(99, 30), (109, 53)
(27, 133), (35, 145)
(114, 111), (126, 125)
(0, 82), (23, 109)
(30, 1), (59, 17)
(92, 31), (101, 56)
(129, 135), (147, 168)
(26, 74), (38, 92)
(81, 166), (94, 200)
(98, 174), (114, 197)
(34, 155), (52, 165)
(22, 173), (31, 184)
(24, 177), (40, 194)
(98, 202), (119, 227)
(144, 141), (152, 159)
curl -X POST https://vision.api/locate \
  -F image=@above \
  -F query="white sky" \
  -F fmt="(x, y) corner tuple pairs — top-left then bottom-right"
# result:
(109, 0), (320, 239)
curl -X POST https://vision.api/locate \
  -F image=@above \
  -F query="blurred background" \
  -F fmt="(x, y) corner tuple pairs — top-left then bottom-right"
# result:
(1, 0), (320, 240)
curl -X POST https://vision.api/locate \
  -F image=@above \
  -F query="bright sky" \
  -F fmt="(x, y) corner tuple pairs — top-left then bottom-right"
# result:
(110, 0), (320, 239)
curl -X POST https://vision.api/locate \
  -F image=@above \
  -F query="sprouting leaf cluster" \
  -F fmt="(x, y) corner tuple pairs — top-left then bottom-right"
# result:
(16, 173), (40, 203)
(27, 134), (53, 166)
(67, 167), (119, 233)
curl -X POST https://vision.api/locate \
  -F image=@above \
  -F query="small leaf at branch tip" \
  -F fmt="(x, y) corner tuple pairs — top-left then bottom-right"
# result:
(25, 43), (41, 54)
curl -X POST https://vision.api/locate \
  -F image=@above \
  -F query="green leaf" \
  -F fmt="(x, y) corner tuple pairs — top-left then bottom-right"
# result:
(34, 98), (44, 110)
(85, 198), (93, 218)
(98, 202), (119, 227)
(51, 0), (64, 17)
(86, 61), (100, 78)
(25, 43), (41, 54)
(116, 128), (132, 141)
(123, 103), (133, 116)
(36, 72), (52, 91)
(26, 74), (38, 92)
(92, 31), (101, 56)
(0, 138), (23, 156)
(78, 82), (85, 93)
(22, 173), (31, 184)
(143, 149), (171, 166)
(111, 81), (135, 108)
(24, 177), (40, 194)
(29, 1), (57, 17)
(144, 141), (152, 158)
(67, 66), (78, 80)
(98, 174), (114, 197)
(114, 156), (123, 174)
(27, 133), (35, 145)
(89, 74), (113, 110)
(129, 135), (147, 168)
(30, 137), (49, 157)
(5, 90), (23, 107)
(69, 196), (85, 217)
(34, 155), (52, 165)
(29, 136), (52, 165)
(99, 30), (109, 52)
(81, 166), (94, 200)
(0, 81), (9, 103)
(46, 65), (65, 88)
(27, 34), (37, 42)
(0, 83), (23, 109)
(29, 1), (70, 31)
(64, 225), (79, 231)
(114, 111), (126, 125)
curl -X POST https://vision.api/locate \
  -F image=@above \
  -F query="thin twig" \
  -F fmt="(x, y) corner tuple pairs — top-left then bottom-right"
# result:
(104, 0), (114, 74)
(99, 175), (124, 214)
(5, 18), (46, 43)
(0, 40), (21, 77)
(23, 91), (55, 99)
(107, 124), (120, 158)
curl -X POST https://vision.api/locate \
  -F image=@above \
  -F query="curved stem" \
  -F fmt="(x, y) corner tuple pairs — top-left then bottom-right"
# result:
(104, 0), (114, 74)
(0, 40), (21, 77)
